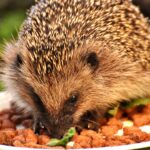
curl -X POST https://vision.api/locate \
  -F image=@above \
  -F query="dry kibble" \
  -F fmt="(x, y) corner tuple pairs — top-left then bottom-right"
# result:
(143, 104), (150, 114)
(132, 114), (150, 126)
(23, 129), (38, 144)
(107, 118), (123, 129)
(115, 136), (135, 144)
(0, 103), (150, 149)
(104, 138), (124, 146)
(80, 129), (98, 137)
(91, 135), (105, 147)
(38, 135), (50, 145)
(101, 125), (119, 137)
(73, 135), (91, 148)
(13, 135), (26, 144)
(123, 127), (150, 142)
(0, 129), (17, 145)
(13, 140), (25, 147)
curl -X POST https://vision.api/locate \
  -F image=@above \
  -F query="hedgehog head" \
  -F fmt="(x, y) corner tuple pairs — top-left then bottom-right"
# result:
(19, 40), (109, 138)
(5, 37), (132, 138)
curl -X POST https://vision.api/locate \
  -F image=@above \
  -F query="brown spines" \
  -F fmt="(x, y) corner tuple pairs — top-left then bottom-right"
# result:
(20, 0), (130, 76)
(19, 0), (150, 78)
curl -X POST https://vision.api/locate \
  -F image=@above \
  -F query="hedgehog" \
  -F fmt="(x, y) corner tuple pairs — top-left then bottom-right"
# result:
(1, 0), (150, 138)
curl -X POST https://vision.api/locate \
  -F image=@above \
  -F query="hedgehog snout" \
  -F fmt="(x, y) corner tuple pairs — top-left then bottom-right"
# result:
(33, 113), (74, 138)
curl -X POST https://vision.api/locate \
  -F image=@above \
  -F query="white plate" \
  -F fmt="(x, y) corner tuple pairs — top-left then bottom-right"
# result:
(0, 91), (150, 150)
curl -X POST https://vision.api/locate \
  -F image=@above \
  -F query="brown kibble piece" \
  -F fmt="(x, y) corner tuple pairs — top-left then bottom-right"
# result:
(123, 127), (150, 142)
(143, 104), (150, 114)
(80, 129), (104, 147)
(104, 135), (135, 146)
(101, 125), (119, 137)
(73, 135), (91, 148)
(13, 135), (26, 144)
(91, 136), (105, 147)
(13, 140), (25, 147)
(0, 129), (17, 145)
(124, 126), (144, 136)
(132, 114), (150, 126)
(23, 129), (38, 144)
(38, 135), (50, 145)
(80, 129), (98, 137)
(115, 135), (135, 144)
(107, 118), (123, 129)
(104, 138), (124, 146)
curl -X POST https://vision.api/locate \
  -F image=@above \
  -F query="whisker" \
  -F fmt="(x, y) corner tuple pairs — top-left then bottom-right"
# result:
(82, 118), (100, 126)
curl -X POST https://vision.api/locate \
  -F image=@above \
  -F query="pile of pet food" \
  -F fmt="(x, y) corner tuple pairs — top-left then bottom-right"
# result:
(0, 99), (150, 149)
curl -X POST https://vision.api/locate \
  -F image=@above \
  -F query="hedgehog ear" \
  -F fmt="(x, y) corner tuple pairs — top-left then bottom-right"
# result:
(15, 54), (23, 69)
(86, 52), (99, 70)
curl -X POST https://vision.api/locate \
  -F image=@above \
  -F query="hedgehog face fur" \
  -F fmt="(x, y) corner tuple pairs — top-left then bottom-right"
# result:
(2, 0), (150, 138)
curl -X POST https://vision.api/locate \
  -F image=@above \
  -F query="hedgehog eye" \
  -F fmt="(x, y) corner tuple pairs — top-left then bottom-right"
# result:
(15, 54), (23, 68)
(68, 93), (79, 106)
(86, 52), (99, 70)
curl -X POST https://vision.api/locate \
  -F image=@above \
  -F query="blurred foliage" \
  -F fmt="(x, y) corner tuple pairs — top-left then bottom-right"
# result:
(0, 11), (25, 51)
(0, 0), (33, 91)
(0, 0), (34, 51)
(0, 81), (5, 91)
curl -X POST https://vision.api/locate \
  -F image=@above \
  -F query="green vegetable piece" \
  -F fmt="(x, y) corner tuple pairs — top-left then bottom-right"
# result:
(47, 139), (61, 146)
(121, 98), (150, 108)
(47, 127), (76, 147)
(107, 104), (119, 116)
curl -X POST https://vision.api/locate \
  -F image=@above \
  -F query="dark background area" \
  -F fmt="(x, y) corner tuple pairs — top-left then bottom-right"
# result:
(133, 0), (150, 18)
(0, 0), (150, 91)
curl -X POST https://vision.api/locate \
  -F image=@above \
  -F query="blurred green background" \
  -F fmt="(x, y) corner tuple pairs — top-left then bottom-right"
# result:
(0, 0), (150, 91)
(0, 0), (34, 50)
(0, 0), (33, 91)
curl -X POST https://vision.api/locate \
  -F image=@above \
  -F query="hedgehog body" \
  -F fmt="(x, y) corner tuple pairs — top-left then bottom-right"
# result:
(1, 0), (150, 138)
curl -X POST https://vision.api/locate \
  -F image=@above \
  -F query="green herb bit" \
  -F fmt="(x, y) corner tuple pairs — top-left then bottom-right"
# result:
(47, 127), (76, 147)
(107, 104), (119, 116)
(121, 98), (150, 108)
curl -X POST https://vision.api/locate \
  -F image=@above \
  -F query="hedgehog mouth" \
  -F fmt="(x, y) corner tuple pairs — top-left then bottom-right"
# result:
(33, 119), (66, 138)
(39, 122), (45, 129)
(33, 119), (48, 134)
(76, 110), (100, 131)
